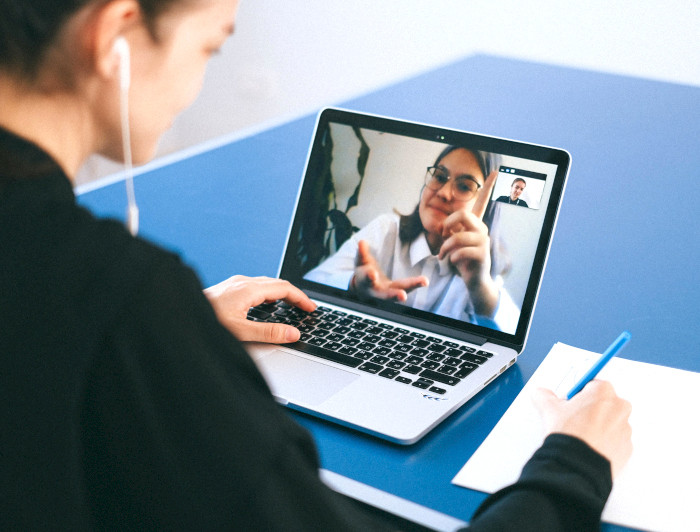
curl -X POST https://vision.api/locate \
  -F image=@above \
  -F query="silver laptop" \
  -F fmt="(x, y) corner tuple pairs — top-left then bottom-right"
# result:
(246, 108), (570, 444)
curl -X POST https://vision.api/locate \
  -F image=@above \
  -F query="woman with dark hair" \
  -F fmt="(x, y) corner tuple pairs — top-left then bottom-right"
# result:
(306, 145), (520, 332)
(1, 1), (632, 530)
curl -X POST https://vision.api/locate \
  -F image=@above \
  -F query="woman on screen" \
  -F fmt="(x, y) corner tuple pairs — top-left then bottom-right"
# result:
(306, 145), (519, 333)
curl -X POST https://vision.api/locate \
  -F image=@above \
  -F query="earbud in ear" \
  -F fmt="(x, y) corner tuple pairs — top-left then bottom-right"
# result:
(113, 37), (131, 91)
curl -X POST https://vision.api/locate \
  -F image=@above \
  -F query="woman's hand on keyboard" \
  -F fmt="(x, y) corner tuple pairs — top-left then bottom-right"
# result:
(204, 275), (316, 343)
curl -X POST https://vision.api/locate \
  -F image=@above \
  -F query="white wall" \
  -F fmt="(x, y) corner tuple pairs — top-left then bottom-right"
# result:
(77, 0), (700, 185)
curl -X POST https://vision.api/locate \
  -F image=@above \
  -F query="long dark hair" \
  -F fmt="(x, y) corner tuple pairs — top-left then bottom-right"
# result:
(398, 145), (499, 243)
(0, 0), (191, 80)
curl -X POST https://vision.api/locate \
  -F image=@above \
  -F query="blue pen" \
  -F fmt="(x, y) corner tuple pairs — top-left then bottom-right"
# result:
(566, 331), (631, 400)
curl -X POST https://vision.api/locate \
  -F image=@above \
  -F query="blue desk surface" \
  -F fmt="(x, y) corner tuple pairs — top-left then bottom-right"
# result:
(80, 55), (700, 531)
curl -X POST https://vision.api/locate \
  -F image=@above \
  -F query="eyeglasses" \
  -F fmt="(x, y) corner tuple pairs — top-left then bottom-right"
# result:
(425, 166), (482, 201)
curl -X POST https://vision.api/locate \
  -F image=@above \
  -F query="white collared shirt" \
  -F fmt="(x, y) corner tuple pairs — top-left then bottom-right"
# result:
(304, 214), (519, 333)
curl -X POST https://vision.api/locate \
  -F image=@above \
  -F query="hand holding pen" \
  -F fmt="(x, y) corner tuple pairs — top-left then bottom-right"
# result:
(533, 332), (634, 478)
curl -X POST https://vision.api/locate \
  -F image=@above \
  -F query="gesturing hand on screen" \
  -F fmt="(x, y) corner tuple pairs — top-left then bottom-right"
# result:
(351, 240), (428, 302)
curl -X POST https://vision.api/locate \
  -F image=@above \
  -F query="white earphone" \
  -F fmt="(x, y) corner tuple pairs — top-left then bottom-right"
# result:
(113, 37), (131, 92)
(113, 37), (139, 236)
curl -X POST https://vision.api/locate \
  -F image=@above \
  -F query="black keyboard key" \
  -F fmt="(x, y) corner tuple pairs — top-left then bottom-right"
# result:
(333, 325), (351, 335)
(247, 308), (271, 320)
(429, 386), (446, 395)
(307, 337), (327, 347)
(411, 380), (430, 389)
(357, 341), (375, 351)
(297, 323), (315, 334)
(387, 351), (406, 361)
(426, 336), (442, 343)
(379, 368), (400, 379)
(380, 330), (399, 339)
(324, 341), (343, 351)
(353, 351), (373, 361)
(395, 376), (412, 384)
(326, 333), (344, 342)
(412, 339), (430, 348)
(338, 346), (358, 356)
(411, 347), (429, 357)
(461, 353), (489, 365)
(445, 348), (462, 357)
(444, 357), (462, 367)
(347, 330), (366, 339)
(394, 344), (412, 353)
(404, 365), (423, 375)
(419, 369), (461, 386)
(409, 331), (426, 338)
(366, 326), (384, 335)
(370, 355), (390, 365)
(256, 302), (278, 312)
(427, 353), (445, 362)
(427, 344), (446, 353)
(396, 334), (414, 344)
(455, 366), (476, 379)
(291, 341), (363, 368)
(358, 362), (383, 374)
(477, 350), (494, 358)
(405, 355), (424, 365)
(443, 341), (459, 348)
(420, 360), (440, 370)
(340, 337), (361, 347)
(387, 361), (405, 370)
(437, 365), (457, 375)
(378, 339), (397, 348)
(460, 346), (476, 353)
(372, 346), (391, 356)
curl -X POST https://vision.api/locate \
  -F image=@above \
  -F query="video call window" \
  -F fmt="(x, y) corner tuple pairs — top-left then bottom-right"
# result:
(492, 166), (547, 209)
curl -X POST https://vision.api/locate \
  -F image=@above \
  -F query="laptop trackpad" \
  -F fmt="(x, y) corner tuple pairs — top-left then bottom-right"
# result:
(257, 350), (359, 406)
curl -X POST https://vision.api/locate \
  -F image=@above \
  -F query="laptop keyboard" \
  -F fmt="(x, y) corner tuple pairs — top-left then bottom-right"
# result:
(247, 301), (494, 395)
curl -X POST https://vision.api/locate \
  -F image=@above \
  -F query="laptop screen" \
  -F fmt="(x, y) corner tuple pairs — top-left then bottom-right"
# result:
(280, 108), (569, 350)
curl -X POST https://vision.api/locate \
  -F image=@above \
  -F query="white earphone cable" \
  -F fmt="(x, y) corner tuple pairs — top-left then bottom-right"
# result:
(116, 38), (139, 236)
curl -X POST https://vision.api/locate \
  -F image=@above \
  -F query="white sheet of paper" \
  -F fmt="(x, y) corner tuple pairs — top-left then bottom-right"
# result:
(452, 342), (700, 532)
